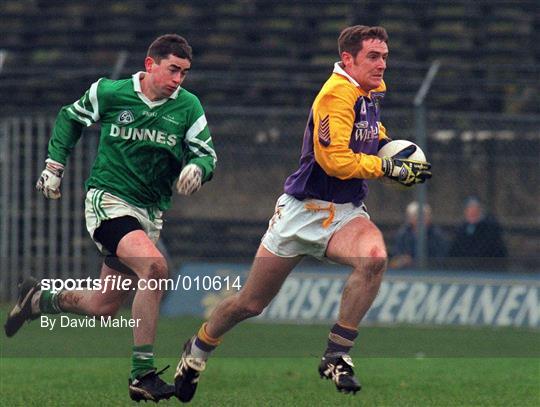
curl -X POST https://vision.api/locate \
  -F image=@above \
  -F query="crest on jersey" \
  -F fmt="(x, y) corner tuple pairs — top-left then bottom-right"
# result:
(355, 121), (369, 130)
(117, 110), (135, 124)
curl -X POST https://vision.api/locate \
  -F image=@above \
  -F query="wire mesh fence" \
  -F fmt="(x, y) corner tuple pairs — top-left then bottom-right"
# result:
(1, 109), (538, 299)
(167, 107), (540, 269)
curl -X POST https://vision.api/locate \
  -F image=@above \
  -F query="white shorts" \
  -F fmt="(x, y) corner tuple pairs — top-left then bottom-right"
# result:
(261, 194), (370, 259)
(85, 188), (163, 254)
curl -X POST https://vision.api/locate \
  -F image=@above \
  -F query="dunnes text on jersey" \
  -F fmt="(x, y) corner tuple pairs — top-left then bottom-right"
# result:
(109, 124), (178, 147)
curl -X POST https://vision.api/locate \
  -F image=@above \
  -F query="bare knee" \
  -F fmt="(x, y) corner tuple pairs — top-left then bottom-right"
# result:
(364, 255), (387, 280)
(352, 245), (388, 280)
(144, 258), (169, 280)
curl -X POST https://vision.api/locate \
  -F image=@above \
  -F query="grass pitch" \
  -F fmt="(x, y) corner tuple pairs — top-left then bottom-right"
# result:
(1, 313), (539, 406)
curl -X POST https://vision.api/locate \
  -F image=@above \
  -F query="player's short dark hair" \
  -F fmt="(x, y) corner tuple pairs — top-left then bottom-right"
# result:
(147, 34), (193, 63)
(338, 26), (388, 58)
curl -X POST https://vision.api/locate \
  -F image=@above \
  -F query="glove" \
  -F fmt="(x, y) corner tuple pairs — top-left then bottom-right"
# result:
(381, 145), (432, 187)
(176, 164), (203, 195)
(36, 158), (65, 199)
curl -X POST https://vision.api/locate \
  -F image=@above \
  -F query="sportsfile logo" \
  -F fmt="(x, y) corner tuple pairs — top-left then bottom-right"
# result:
(40, 275), (241, 294)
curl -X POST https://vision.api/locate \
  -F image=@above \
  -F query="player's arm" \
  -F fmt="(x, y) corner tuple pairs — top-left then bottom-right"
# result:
(176, 99), (217, 195)
(312, 87), (430, 186)
(377, 121), (392, 150)
(48, 79), (103, 164)
(37, 79), (103, 199)
(312, 85), (384, 180)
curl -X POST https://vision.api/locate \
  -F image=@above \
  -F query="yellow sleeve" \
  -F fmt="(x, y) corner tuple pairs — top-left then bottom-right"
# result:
(374, 81), (390, 143)
(378, 121), (391, 142)
(313, 84), (384, 180)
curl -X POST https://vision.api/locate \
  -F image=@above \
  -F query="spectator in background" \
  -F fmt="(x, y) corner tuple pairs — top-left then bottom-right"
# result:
(389, 201), (448, 269)
(448, 197), (507, 265)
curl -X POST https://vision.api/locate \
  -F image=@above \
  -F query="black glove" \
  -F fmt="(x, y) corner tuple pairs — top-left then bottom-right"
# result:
(381, 145), (432, 187)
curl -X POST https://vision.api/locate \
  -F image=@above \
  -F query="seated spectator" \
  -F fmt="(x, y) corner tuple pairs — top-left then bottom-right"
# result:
(448, 197), (508, 265)
(389, 201), (448, 269)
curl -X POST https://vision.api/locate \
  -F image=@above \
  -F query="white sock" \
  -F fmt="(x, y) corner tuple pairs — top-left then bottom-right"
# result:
(190, 337), (212, 360)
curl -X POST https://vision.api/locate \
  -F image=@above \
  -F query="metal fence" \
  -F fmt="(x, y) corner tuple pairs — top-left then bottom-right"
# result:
(1, 110), (539, 300)
(171, 107), (540, 268)
(0, 117), (100, 301)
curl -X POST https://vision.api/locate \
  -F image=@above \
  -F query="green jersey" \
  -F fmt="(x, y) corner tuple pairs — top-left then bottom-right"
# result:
(48, 72), (217, 211)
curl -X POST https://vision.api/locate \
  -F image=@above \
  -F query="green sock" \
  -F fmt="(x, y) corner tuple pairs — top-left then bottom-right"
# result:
(39, 290), (62, 314)
(131, 344), (155, 380)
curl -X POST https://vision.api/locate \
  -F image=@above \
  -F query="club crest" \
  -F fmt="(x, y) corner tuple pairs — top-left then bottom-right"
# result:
(117, 110), (135, 124)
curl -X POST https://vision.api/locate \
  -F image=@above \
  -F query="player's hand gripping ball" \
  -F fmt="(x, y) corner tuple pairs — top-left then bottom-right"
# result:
(379, 140), (432, 188)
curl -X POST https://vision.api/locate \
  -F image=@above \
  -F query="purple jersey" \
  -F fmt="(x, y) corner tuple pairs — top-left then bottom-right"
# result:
(284, 63), (388, 206)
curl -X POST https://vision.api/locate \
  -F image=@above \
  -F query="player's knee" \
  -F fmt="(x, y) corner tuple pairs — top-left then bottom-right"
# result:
(363, 253), (387, 280)
(145, 258), (168, 281)
(350, 241), (387, 274)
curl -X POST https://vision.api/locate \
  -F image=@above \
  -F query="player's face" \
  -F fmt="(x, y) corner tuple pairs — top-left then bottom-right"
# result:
(344, 39), (388, 91)
(146, 54), (191, 99)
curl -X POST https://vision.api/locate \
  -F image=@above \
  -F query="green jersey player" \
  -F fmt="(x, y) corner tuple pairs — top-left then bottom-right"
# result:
(4, 34), (216, 403)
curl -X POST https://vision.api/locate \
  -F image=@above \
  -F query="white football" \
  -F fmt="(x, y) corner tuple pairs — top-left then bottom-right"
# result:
(377, 140), (427, 188)
(377, 140), (426, 162)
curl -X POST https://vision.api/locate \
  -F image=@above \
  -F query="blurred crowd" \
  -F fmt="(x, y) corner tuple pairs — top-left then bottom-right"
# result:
(389, 197), (507, 270)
